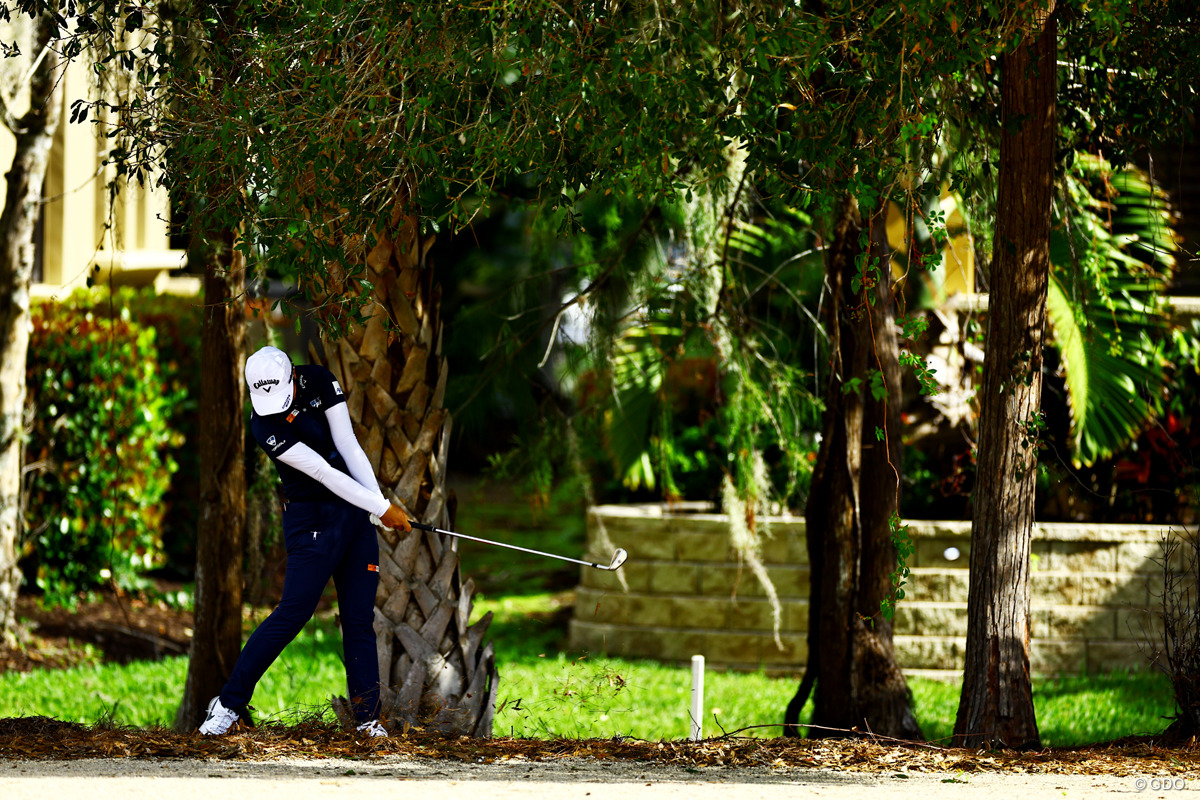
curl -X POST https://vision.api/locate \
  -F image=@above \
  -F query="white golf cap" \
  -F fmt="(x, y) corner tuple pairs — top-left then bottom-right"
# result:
(245, 345), (294, 416)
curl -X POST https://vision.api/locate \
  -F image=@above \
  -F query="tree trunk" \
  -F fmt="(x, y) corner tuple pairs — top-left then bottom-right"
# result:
(312, 197), (496, 737)
(0, 14), (63, 641)
(953, 9), (1057, 751)
(174, 241), (247, 730)
(787, 197), (921, 740)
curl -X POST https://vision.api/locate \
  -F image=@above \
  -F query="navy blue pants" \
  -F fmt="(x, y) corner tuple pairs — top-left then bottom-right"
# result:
(220, 500), (381, 723)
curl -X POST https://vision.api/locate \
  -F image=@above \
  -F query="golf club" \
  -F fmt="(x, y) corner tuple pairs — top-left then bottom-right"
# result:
(408, 521), (628, 571)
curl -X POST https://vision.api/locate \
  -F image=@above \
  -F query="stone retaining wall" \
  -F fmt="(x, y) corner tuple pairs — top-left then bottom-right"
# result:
(568, 504), (1179, 678)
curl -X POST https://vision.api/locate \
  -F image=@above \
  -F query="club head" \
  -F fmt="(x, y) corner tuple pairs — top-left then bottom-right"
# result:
(607, 548), (628, 571)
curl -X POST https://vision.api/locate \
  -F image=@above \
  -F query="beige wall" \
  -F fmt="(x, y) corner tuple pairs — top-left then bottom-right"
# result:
(0, 23), (192, 297)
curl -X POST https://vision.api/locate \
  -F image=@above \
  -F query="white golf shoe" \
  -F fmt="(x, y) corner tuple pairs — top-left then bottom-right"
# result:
(199, 696), (240, 735)
(356, 719), (389, 738)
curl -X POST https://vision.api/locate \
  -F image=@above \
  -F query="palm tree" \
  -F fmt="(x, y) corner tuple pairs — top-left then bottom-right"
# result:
(308, 202), (497, 736)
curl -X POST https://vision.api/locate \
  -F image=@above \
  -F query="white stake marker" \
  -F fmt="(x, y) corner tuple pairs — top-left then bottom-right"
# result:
(690, 654), (705, 741)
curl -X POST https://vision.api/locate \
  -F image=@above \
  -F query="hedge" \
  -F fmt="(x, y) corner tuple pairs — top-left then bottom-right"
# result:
(24, 291), (192, 603)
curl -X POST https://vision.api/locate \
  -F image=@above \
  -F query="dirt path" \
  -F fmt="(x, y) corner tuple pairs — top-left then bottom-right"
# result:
(0, 756), (1177, 799)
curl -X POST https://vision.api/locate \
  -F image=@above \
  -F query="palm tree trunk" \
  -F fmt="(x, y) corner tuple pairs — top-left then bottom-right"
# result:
(953, 7), (1057, 751)
(0, 13), (62, 640)
(313, 198), (496, 737)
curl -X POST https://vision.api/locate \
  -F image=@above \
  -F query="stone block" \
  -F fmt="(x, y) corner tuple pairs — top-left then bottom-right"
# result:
(592, 515), (676, 558)
(894, 635), (966, 671)
(896, 603), (968, 637)
(624, 626), (678, 659)
(1031, 574), (1068, 605)
(1032, 573), (1149, 607)
(1087, 640), (1154, 673)
(669, 514), (733, 535)
(754, 522), (804, 563)
(781, 633), (807, 664)
(759, 633), (806, 666)
(906, 569), (970, 603)
(582, 562), (652, 593)
(783, 599), (810, 633)
(671, 595), (736, 629)
(703, 631), (769, 665)
(758, 532), (790, 564)
(906, 520), (973, 539)
(1143, 572), (1166, 604)
(1036, 606), (1117, 641)
(769, 566), (811, 600)
(574, 588), (633, 624)
(787, 530), (811, 564)
(653, 629), (709, 661)
(1115, 607), (1163, 642)
(1033, 520), (1162, 543)
(610, 531), (678, 561)
(1113, 541), (1166, 574)
(625, 595), (688, 627)
(915, 539), (971, 570)
(726, 598), (783, 632)
(1044, 541), (1116, 573)
(676, 531), (736, 562)
(695, 565), (808, 601)
(648, 563), (701, 595)
(1030, 639), (1086, 675)
(698, 565), (744, 596)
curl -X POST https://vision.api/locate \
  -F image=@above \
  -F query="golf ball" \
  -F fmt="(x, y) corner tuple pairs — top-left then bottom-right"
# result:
(943, 546), (961, 561)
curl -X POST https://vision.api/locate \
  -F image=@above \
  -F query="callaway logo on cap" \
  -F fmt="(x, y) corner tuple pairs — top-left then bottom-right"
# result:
(245, 345), (295, 416)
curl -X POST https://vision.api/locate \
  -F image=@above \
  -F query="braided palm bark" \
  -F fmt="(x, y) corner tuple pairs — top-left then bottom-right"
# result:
(312, 210), (496, 737)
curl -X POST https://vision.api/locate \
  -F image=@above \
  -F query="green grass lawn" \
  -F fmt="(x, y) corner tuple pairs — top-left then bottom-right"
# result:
(0, 590), (1177, 745)
(0, 478), (1182, 744)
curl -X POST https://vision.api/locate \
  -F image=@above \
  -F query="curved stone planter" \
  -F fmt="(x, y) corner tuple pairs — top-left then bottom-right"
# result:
(568, 503), (1178, 678)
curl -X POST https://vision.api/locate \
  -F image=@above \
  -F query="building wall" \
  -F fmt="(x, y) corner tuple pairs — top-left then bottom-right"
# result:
(0, 24), (191, 297)
(570, 504), (1175, 678)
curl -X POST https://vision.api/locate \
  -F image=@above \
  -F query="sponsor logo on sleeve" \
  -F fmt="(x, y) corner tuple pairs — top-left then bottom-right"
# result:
(332, 380), (343, 396)
(266, 435), (285, 451)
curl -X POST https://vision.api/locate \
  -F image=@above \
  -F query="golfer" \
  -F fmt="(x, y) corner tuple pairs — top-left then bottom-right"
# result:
(199, 345), (411, 737)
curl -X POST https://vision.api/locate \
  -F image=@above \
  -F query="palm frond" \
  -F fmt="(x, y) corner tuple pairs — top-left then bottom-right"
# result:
(1046, 154), (1176, 467)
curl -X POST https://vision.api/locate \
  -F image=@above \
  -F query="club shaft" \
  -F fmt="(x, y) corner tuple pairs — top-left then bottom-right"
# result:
(409, 521), (608, 569)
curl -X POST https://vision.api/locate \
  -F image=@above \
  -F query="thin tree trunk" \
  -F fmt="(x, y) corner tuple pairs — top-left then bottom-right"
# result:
(953, 8), (1057, 751)
(174, 237), (247, 731)
(311, 196), (496, 737)
(855, 210), (920, 738)
(788, 197), (920, 739)
(171, 1), (250, 730)
(0, 13), (62, 640)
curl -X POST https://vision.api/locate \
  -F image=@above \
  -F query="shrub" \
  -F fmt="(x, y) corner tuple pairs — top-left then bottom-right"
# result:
(23, 302), (183, 604)
(50, 287), (204, 574)
(1151, 527), (1200, 741)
